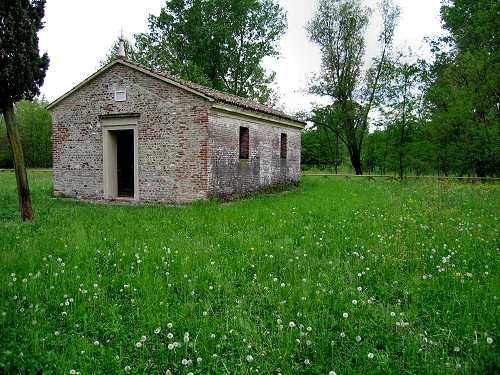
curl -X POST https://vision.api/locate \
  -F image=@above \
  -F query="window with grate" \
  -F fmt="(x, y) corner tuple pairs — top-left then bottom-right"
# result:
(240, 127), (249, 159)
(280, 133), (287, 159)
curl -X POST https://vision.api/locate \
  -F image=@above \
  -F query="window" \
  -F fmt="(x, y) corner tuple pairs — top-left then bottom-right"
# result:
(280, 133), (287, 159)
(239, 127), (249, 159)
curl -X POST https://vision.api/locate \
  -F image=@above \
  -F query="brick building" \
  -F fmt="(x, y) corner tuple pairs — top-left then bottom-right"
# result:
(47, 57), (305, 203)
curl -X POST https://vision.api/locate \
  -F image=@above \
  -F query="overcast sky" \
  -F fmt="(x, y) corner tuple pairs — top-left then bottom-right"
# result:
(38, 0), (445, 115)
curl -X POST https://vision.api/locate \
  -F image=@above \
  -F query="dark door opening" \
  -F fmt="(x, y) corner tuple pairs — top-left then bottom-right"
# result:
(116, 130), (134, 197)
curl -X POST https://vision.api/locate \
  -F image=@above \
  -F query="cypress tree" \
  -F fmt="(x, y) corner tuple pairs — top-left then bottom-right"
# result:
(0, 0), (49, 221)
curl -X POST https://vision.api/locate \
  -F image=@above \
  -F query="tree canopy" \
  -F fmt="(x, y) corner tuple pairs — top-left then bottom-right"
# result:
(103, 0), (287, 105)
(307, 0), (400, 175)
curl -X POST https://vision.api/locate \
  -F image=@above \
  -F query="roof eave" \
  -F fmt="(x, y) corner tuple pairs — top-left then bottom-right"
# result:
(211, 102), (306, 129)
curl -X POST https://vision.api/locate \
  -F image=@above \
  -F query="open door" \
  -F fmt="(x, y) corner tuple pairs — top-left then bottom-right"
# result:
(102, 117), (138, 200)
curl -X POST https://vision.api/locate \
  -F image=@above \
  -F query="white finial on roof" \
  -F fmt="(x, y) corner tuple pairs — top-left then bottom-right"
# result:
(118, 30), (125, 58)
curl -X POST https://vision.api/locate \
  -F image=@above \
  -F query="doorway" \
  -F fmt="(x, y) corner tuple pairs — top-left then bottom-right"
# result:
(115, 130), (134, 197)
(102, 117), (138, 200)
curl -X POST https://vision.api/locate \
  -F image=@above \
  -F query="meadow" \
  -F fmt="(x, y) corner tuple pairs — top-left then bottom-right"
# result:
(0, 171), (498, 374)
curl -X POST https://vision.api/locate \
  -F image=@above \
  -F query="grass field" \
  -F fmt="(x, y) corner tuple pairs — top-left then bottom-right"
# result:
(0, 171), (498, 374)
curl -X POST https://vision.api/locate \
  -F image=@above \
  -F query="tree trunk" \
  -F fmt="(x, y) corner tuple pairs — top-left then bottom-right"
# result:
(3, 104), (34, 221)
(349, 147), (363, 175)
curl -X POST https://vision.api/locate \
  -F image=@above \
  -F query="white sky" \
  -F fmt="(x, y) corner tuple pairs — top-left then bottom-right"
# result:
(38, 0), (445, 115)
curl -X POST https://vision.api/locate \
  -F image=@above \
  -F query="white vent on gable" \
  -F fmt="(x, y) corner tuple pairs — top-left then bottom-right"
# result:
(114, 88), (126, 102)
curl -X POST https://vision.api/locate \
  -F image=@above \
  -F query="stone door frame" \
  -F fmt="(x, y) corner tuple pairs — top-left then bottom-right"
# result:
(101, 117), (139, 200)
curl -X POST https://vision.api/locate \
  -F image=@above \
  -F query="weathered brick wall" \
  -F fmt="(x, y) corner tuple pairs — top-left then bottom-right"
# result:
(207, 110), (301, 198)
(51, 64), (211, 203)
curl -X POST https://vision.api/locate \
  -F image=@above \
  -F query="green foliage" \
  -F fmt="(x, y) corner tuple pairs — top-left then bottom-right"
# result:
(0, 0), (49, 109)
(306, 0), (400, 175)
(301, 128), (348, 170)
(0, 98), (52, 168)
(424, 0), (500, 177)
(0, 171), (498, 374)
(103, 0), (287, 105)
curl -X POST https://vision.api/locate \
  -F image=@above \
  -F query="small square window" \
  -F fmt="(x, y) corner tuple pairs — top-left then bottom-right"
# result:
(280, 133), (287, 159)
(114, 89), (126, 102)
(240, 127), (249, 159)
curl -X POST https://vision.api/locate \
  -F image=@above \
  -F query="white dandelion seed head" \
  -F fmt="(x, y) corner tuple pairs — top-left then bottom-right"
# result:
(246, 355), (254, 362)
(124, 366), (131, 372)
(343, 312), (349, 318)
(289, 321), (296, 328)
(486, 337), (493, 344)
(368, 352), (374, 359)
(329, 372), (337, 375)
(352, 300), (358, 305)
(140, 335), (147, 342)
(356, 335), (362, 342)
(135, 342), (142, 348)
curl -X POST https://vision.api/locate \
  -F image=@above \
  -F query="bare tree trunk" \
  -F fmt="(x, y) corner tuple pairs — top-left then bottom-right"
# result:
(3, 104), (34, 221)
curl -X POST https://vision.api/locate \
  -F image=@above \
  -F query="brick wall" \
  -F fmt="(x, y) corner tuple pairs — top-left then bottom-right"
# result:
(51, 64), (211, 203)
(207, 110), (301, 198)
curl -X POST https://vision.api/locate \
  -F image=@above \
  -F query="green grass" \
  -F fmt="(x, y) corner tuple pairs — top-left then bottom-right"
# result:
(0, 171), (498, 374)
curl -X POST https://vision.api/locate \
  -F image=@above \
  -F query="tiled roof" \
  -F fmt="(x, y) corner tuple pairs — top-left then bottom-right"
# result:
(118, 57), (305, 125)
